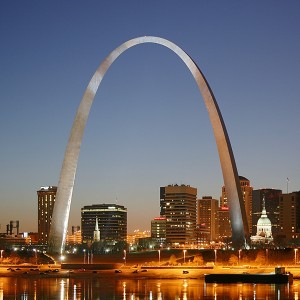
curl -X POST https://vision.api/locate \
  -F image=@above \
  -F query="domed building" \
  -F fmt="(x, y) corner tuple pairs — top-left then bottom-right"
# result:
(250, 196), (273, 245)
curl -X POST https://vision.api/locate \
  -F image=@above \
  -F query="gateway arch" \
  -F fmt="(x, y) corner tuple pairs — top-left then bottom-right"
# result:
(48, 36), (249, 255)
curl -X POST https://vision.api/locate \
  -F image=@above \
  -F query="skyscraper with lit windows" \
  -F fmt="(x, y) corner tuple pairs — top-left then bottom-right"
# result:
(220, 176), (253, 234)
(37, 186), (57, 244)
(81, 204), (127, 244)
(197, 196), (219, 241)
(160, 184), (197, 246)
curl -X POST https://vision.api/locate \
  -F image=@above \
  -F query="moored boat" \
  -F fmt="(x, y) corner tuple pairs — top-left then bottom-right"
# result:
(205, 267), (293, 284)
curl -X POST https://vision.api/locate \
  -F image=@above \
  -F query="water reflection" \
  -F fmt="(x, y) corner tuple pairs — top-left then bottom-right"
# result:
(0, 277), (299, 299)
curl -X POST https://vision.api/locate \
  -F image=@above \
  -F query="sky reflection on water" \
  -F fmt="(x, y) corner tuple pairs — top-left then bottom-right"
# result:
(0, 277), (299, 299)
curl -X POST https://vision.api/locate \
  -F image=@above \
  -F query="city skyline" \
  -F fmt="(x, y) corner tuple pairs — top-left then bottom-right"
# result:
(0, 2), (299, 233)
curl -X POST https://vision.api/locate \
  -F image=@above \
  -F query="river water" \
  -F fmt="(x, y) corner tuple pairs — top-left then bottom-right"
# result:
(0, 277), (299, 299)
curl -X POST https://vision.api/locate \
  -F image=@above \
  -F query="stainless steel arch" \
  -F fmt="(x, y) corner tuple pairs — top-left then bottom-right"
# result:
(48, 36), (249, 255)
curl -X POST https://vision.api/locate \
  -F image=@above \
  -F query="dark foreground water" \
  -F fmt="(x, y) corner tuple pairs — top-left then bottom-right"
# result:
(0, 277), (299, 299)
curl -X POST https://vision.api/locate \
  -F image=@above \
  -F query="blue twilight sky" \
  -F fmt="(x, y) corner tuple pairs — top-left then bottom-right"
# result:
(0, 1), (299, 234)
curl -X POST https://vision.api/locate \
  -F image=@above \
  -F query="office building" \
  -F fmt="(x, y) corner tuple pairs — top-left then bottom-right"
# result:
(151, 217), (166, 247)
(160, 184), (197, 246)
(66, 226), (82, 245)
(279, 192), (300, 240)
(218, 206), (231, 240)
(220, 176), (253, 233)
(197, 196), (219, 241)
(81, 204), (127, 244)
(37, 186), (57, 244)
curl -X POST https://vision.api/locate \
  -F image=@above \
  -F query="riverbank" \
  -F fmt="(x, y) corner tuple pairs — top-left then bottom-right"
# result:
(2, 265), (300, 280)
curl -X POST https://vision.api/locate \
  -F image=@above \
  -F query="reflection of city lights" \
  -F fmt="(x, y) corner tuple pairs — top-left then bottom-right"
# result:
(157, 282), (162, 300)
(73, 284), (77, 298)
(123, 282), (126, 300)
(60, 280), (65, 300)
(2, 275), (300, 298)
(0, 282), (3, 300)
(182, 279), (188, 300)
(183, 279), (188, 289)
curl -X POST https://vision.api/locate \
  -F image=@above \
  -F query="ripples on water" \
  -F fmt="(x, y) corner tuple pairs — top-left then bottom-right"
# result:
(0, 277), (299, 299)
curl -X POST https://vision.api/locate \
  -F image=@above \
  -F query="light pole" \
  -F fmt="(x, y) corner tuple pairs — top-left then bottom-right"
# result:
(183, 250), (187, 264)
(214, 249), (217, 265)
(83, 249), (86, 264)
(60, 255), (65, 265)
(238, 249), (241, 265)
(295, 248), (298, 265)
(158, 250), (161, 265)
(0, 250), (3, 260)
(123, 250), (126, 265)
(33, 249), (37, 265)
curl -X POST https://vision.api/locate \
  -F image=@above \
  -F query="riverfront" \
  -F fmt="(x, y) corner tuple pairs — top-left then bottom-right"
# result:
(2, 250), (300, 299)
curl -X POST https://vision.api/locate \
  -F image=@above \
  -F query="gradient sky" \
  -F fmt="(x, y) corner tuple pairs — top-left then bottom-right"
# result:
(0, 1), (299, 234)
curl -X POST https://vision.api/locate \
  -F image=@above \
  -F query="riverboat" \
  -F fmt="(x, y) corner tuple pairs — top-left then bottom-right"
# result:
(205, 267), (293, 284)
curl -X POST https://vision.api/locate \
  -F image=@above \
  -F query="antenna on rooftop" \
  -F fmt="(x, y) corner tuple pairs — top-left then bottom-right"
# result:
(287, 178), (290, 193)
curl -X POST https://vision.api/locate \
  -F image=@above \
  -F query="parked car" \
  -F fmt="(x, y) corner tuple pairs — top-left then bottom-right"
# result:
(115, 269), (122, 273)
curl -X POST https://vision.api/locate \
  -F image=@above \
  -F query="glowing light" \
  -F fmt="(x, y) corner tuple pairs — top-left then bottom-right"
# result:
(183, 249), (187, 264)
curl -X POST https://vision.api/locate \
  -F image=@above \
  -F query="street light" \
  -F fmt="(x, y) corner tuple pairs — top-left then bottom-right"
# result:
(123, 250), (126, 265)
(33, 249), (37, 265)
(295, 248), (298, 265)
(158, 249), (161, 265)
(214, 249), (217, 265)
(183, 250), (187, 264)
(238, 249), (242, 265)
(83, 249), (86, 264)
(60, 255), (65, 264)
(0, 250), (3, 260)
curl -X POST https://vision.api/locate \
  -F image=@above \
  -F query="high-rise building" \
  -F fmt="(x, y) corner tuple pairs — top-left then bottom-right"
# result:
(197, 196), (219, 241)
(220, 176), (253, 233)
(37, 186), (57, 245)
(218, 206), (231, 240)
(151, 217), (166, 246)
(252, 189), (281, 238)
(81, 204), (127, 244)
(279, 192), (300, 240)
(160, 184), (197, 246)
